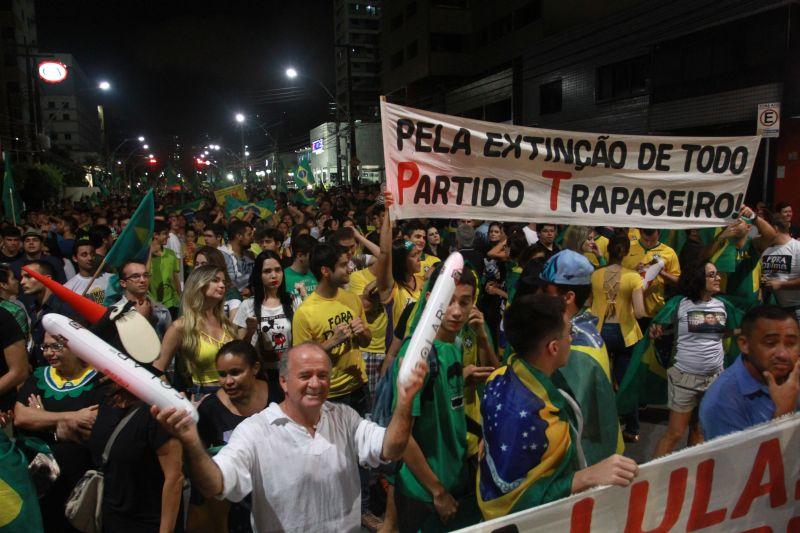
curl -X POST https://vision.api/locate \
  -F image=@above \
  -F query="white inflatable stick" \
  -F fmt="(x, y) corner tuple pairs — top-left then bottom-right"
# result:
(43, 314), (198, 422)
(398, 252), (464, 387)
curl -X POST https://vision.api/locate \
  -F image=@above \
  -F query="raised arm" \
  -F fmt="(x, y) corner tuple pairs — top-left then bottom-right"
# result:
(376, 195), (395, 302)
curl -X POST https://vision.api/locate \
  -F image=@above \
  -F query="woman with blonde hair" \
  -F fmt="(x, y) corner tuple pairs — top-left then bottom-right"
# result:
(154, 265), (236, 399)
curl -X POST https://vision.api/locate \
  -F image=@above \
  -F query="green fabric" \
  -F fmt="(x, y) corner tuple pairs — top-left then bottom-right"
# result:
(104, 189), (155, 269)
(392, 338), (468, 503)
(149, 248), (181, 308)
(283, 267), (317, 302)
(0, 299), (28, 338)
(2, 153), (21, 225)
(616, 295), (744, 414)
(293, 189), (316, 206)
(294, 158), (313, 187)
(0, 431), (43, 532)
(718, 238), (761, 311)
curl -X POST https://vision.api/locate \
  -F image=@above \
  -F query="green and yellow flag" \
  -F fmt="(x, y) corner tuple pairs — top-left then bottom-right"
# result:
(294, 158), (313, 188)
(225, 196), (275, 219)
(293, 189), (316, 206)
(0, 432), (43, 532)
(2, 152), (21, 225)
(104, 189), (155, 269)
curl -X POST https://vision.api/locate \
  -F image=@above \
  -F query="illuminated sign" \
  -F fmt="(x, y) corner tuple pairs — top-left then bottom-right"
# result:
(312, 138), (324, 154)
(38, 61), (68, 84)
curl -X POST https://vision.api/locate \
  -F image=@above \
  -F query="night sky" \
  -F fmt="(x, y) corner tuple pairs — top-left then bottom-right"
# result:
(36, 1), (336, 156)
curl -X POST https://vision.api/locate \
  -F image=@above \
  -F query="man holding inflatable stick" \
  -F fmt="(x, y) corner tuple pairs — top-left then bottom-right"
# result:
(153, 342), (428, 533)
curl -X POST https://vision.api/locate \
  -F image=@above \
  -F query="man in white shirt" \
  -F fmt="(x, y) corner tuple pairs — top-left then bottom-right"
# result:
(153, 342), (427, 533)
(523, 222), (539, 245)
(63, 240), (112, 304)
(761, 218), (800, 321)
(165, 214), (184, 289)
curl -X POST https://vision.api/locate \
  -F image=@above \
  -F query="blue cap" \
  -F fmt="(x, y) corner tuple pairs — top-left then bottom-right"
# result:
(540, 249), (594, 285)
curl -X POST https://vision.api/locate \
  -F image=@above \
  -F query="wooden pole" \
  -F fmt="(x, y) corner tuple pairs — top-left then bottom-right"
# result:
(81, 257), (107, 297)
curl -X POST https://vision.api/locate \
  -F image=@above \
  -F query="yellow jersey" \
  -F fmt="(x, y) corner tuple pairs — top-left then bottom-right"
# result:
(621, 240), (680, 317)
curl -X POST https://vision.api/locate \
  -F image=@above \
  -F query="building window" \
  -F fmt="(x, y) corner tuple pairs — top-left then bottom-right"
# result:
(64, 133), (72, 140)
(596, 56), (649, 101)
(48, 113), (54, 120)
(406, 40), (418, 60)
(390, 14), (403, 31)
(488, 15), (512, 42)
(513, 1), (541, 30)
(47, 101), (55, 109)
(62, 113), (70, 120)
(540, 79), (562, 114)
(430, 33), (467, 53)
(390, 50), (404, 69)
(365, 4), (378, 15)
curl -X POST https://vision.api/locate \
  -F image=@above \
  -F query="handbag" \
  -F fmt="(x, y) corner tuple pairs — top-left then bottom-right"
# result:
(64, 407), (140, 533)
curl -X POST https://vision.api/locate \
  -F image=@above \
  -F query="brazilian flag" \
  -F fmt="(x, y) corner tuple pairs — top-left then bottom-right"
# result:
(293, 189), (316, 206)
(617, 294), (744, 414)
(170, 198), (206, 216)
(0, 432), (43, 532)
(97, 180), (110, 197)
(104, 189), (155, 269)
(294, 158), (313, 188)
(2, 152), (21, 225)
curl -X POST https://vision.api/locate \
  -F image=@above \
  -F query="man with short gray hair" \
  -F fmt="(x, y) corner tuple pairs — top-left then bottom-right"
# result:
(153, 342), (428, 532)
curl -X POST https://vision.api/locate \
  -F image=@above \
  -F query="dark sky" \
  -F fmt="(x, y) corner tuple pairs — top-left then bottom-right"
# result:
(36, 1), (335, 156)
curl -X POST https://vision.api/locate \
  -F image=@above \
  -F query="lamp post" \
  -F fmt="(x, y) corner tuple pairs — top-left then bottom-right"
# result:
(235, 112), (246, 181)
(286, 67), (343, 187)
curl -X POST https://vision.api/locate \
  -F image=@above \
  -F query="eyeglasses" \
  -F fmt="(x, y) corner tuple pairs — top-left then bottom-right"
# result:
(705, 272), (721, 279)
(124, 272), (151, 281)
(41, 343), (65, 352)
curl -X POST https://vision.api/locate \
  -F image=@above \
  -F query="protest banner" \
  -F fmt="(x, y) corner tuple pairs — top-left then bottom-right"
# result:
(213, 184), (246, 205)
(381, 102), (761, 229)
(458, 412), (800, 533)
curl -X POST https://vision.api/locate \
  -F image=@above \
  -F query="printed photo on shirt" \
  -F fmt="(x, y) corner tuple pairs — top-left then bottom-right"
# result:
(761, 254), (792, 276)
(687, 310), (727, 333)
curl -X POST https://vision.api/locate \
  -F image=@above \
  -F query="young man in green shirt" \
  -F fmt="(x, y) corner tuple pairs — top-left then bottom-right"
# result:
(149, 220), (182, 317)
(284, 233), (318, 310)
(391, 263), (493, 531)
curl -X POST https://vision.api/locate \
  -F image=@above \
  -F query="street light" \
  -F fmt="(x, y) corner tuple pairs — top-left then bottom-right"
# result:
(98, 81), (111, 91)
(235, 113), (245, 124)
(137, 136), (145, 142)
(234, 113), (246, 179)
(143, 144), (149, 150)
(285, 66), (342, 185)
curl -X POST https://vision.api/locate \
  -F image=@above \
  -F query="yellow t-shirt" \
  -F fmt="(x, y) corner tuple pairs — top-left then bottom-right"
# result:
(584, 235), (609, 268)
(347, 268), (387, 354)
(590, 267), (644, 347)
(418, 253), (441, 280)
(390, 282), (421, 329)
(292, 289), (368, 397)
(621, 240), (680, 317)
(628, 228), (640, 241)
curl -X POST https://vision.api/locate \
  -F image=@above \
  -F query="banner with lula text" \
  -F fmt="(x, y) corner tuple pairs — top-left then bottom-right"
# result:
(381, 102), (761, 228)
(458, 412), (800, 533)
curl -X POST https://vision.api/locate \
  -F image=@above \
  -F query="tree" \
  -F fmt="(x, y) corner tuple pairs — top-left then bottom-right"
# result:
(15, 163), (63, 208)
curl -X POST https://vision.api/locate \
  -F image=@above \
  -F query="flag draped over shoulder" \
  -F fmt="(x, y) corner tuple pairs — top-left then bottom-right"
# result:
(477, 355), (576, 520)
(2, 152), (21, 225)
(0, 432), (43, 532)
(616, 294), (744, 415)
(104, 189), (154, 269)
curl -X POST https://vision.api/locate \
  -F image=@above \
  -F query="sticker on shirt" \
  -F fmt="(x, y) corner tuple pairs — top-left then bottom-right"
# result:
(761, 255), (792, 276)
(85, 287), (106, 305)
(260, 314), (289, 355)
(687, 310), (727, 333)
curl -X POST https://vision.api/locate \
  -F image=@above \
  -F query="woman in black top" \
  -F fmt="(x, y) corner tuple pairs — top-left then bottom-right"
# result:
(89, 383), (183, 532)
(190, 340), (269, 533)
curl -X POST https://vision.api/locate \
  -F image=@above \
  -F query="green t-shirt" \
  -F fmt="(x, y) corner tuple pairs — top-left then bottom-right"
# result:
(392, 338), (468, 502)
(149, 248), (181, 308)
(720, 238), (761, 311)
(284, 267), (317, 309)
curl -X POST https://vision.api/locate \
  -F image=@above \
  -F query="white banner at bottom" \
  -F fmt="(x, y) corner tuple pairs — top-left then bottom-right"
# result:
(459, 413), (800, 533)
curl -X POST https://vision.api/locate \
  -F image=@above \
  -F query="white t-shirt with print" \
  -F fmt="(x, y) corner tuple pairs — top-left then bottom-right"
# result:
(233, 298), (292, 361)
(761, 239), (800, 308)
(674, 297), (727, 375)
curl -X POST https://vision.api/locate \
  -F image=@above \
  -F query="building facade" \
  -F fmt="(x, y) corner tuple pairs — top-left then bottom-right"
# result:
(38, 53), (103, 165)
(0, 0), (37, 156)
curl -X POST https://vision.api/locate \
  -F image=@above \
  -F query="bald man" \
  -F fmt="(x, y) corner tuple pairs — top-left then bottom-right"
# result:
(153, 342), (428, 532)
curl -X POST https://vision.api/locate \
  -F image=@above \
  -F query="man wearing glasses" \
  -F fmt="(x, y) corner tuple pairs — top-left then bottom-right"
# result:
(112, 261), (172, 339)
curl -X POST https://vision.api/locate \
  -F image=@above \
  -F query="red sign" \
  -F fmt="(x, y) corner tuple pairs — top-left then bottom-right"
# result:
(38, 61), (68, 84)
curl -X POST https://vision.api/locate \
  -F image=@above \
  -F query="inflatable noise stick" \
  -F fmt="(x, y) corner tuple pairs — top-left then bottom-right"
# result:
(23, 265), (161, 363)
(398, 252), (464, 388)
(43, 313), (198, 422)
(22, 265), (106, 324)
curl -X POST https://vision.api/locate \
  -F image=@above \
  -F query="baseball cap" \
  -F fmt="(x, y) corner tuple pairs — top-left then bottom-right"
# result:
(540, 249), (594, 286)
(456, 223), (475, 248)
(22, 228), (44, 240)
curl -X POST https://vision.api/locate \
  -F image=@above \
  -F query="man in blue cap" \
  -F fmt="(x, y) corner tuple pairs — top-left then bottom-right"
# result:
(539, 249), (625, 465)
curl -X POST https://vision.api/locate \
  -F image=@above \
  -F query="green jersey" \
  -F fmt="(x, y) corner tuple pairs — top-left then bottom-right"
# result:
(392, 338), (469, 502)
(284, 266), (317, 309)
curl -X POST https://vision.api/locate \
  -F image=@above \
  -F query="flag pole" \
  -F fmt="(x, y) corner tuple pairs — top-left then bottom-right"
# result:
(8, 187), (15, 226)
(81, 257), (108, 297)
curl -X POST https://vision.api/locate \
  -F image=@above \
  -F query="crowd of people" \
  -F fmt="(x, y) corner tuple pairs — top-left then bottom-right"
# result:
(0, 184), (798, 532)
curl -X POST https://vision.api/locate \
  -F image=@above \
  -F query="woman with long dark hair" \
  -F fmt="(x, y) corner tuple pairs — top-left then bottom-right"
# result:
(424, 224), (448, 259)
(376, 201), (422, 329)
(651, 260), (730, 457)
(233, 250), (293, 403)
